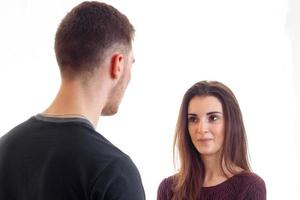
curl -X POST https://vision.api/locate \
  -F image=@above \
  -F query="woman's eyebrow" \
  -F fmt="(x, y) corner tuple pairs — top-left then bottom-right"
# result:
(206, 111), (222, 115)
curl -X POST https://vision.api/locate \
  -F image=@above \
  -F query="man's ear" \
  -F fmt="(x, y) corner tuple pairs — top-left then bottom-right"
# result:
(110, 53), (124, 79)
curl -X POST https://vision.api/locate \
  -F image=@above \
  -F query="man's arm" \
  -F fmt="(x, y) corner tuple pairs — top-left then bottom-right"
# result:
(90, 155), (145, 200)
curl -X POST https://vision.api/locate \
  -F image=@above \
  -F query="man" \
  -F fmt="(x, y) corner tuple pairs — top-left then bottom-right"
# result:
(0, 1), (145, 200)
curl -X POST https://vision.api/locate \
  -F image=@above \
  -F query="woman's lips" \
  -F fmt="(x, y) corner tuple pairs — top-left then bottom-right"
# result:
(198, 138), (213, 142)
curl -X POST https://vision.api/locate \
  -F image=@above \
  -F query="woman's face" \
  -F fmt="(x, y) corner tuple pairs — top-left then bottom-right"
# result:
(187, 96), (225, 157)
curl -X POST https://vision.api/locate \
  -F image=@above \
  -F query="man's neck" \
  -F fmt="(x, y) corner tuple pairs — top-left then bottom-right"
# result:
(43, 80), (105, 128)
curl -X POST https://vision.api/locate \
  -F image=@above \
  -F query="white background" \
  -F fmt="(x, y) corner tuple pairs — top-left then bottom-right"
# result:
(0, 0), (299, 199)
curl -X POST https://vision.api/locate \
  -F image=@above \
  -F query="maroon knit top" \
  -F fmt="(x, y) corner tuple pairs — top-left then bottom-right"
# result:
(157, 171), (266, 200)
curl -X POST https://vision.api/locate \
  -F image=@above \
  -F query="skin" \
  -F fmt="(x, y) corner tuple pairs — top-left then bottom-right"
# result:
(43, 46), (134, 128)
(102, 50), (134, 116)
(188, 96), (230, 187)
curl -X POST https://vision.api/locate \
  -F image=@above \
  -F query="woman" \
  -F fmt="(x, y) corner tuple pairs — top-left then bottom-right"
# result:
(157, 81), (266, 200)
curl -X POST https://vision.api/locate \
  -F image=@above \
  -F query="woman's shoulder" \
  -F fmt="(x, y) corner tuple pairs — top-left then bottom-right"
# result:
(158, 175), (176, 192)
(232, 171), (266, 199)
(160, 175), (176, 185)
(234, 171), (265, 186)
(157, 175), (176, 200)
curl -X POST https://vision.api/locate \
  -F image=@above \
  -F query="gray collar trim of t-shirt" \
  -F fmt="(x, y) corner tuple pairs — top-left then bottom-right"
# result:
(35, 114), (94, 129)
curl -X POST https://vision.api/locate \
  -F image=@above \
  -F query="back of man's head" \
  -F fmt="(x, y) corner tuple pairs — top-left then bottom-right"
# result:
(55, 1), (135, 80)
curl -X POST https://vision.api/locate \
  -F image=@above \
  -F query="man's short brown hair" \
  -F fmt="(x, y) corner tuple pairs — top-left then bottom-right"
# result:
(54, 1), (135, 79)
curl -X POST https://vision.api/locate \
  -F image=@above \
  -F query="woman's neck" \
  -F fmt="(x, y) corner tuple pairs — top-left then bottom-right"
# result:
(201, 154), (244, 187)
(201, 154), (227, 187)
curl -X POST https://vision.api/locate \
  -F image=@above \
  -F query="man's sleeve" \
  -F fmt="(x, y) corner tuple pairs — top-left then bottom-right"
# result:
(90, 155), (145, 200)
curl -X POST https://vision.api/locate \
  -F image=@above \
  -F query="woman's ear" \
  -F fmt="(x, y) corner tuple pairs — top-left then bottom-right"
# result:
(110, 53), (124, 79)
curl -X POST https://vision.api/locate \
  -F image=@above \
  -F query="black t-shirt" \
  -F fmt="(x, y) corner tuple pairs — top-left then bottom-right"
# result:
(0, 115), (145, 200)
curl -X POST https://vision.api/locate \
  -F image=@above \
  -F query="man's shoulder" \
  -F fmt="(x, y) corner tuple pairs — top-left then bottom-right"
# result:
(0, 116), (36, 143)
(0, 115), (129, 167)
(90, 154), (145, 200)
(97, 154), (139, 179)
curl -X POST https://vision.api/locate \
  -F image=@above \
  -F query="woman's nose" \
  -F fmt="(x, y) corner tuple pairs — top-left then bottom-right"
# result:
(196, 120), (209, 134)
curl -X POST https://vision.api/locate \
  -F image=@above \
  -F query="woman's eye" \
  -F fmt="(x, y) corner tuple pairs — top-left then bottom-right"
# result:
(188, 116), (198, 123)
(209, 115), (219, 122)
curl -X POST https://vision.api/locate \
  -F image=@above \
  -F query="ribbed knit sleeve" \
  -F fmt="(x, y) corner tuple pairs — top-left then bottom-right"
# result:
(241, 173), (266, 200)
(157, 176), (174, 200)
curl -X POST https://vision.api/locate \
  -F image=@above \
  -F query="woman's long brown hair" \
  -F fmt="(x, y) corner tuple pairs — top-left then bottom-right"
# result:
(172, 81), (250, 200)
